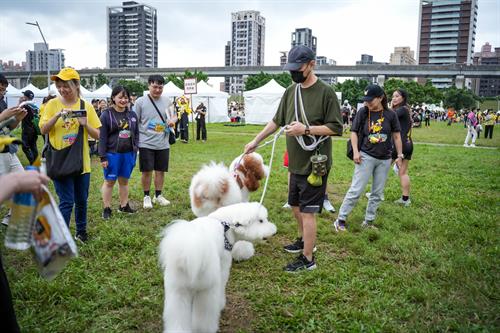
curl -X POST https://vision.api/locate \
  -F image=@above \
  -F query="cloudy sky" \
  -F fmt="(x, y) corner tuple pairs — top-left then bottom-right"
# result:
(1, 0), (499, 70)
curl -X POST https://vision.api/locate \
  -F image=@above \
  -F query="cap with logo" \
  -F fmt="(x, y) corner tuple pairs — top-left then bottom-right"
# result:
(50, 67), (80, 81)
(284, 45), (316, 71)
(22, 90), (34, 100)
(361, 84), (385, 102)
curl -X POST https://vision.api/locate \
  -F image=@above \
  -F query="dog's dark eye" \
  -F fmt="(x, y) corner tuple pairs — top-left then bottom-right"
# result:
(259, 219), (263, 223)
(235, 223), (242, 227)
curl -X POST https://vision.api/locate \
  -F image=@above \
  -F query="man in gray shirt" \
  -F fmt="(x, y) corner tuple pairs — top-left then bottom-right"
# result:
(134, 75), (177, 209)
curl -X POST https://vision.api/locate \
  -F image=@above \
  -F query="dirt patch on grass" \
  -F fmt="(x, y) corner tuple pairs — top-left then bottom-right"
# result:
(219, 291), (255, 333)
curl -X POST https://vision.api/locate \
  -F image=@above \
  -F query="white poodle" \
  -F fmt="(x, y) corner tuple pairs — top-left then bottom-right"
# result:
(159, 202), (276, 333)
(189, 153), (269, 261)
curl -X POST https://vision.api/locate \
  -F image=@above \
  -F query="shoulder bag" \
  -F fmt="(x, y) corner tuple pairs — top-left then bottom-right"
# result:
(45, 100), (85, 179)
(147, 95), (176, 145)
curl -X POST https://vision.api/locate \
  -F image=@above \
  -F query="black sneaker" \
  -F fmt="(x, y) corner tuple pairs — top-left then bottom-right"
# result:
(118, 203), (136, 214)
(102, 207), (112, 219)
(284, 254), (316, 273)
(75, 231), (88, 243)
(283, 238), (317, 253)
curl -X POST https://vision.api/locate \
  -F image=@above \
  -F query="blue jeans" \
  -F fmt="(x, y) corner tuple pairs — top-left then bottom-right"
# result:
(338, 152), (391, 222)
(53, 173), (91, 234)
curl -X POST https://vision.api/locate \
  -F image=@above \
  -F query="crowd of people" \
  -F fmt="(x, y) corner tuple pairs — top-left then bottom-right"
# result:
(0, 42), (499, 330)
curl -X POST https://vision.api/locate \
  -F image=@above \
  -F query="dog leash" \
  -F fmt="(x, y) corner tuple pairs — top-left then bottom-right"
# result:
(255, 126), (286, 205)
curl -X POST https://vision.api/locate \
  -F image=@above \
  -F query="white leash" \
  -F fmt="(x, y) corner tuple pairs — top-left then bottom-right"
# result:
(256, 126), (286, 205)
(293, 83), (328, 151)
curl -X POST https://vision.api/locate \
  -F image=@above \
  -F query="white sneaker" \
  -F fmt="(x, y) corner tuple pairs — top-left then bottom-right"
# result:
(365, 192), (385, 201)
(470, 143), (476, 147)
(143, 196), (153, 209)
(282, 202), (291, 209)
(463, 143), (469, 147)
(153, 195), (171, 206)
(323, 199), (336, 213)
(361, 221), (378, 229)
(394, 197), (411, 207)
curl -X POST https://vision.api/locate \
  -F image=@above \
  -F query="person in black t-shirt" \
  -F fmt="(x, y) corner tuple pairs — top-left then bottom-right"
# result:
(333, 85), (403, 231)
(98, 86), (139, 219)
(391, 89), (413, 206)
(19, 90), (39, 165)
(195, 102), (207, 141)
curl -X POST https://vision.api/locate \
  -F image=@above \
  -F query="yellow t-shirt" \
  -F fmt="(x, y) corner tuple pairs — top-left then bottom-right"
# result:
(39, 98), (101, 174)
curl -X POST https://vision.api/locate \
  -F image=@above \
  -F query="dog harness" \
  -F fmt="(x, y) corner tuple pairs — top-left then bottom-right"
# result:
(221, 221), (233, 251)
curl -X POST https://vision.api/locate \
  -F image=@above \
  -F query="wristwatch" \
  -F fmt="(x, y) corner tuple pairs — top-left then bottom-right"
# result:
(304, 125), (310, 136)
(397, 153), (404, 159)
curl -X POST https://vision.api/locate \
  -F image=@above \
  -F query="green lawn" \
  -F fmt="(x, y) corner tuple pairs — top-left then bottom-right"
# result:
(1, 121), (499, 332)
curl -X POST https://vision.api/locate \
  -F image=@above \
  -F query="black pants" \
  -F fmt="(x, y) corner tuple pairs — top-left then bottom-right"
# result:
(179, 113), (189, 142)
(484, 125), (494, 139)
(21, 130), (38, 165)
(196, 118), (207, 141)
(425, 118), (430, 127)
(0, 255), (20, 333)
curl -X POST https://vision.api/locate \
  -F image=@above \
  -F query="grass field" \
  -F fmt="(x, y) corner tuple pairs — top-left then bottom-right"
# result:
(1, 121), (499, 332)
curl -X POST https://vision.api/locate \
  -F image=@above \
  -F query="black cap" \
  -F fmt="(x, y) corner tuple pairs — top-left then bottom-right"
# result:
(284, 45), (316, 71)
(361, 84), (384, 102)
(22, 90), (34, 100)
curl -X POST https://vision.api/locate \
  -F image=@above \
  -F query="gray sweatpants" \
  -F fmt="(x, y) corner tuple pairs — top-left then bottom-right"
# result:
(338, 152), (391, 222)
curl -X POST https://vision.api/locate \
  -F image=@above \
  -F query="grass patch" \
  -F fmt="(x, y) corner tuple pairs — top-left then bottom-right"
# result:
(1, 121), (499, 332)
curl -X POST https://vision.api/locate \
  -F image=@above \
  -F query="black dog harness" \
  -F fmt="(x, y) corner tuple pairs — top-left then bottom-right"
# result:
(221, 221), (233, 251)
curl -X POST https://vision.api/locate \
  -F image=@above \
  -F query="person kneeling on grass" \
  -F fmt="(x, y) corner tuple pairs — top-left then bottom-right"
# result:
(99, 86), (139, 219)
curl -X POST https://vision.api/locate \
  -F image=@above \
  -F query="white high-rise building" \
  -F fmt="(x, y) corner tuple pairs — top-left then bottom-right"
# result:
(25, 43), (65, 72)
(390, 47), (416, 65)
(226, 10), (265, 94)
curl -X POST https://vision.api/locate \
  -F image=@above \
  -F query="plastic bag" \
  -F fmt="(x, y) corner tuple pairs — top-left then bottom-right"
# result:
(31, 185), (78, 280)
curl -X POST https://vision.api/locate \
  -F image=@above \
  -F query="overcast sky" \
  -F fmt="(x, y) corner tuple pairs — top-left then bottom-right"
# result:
(1, 0), (499, 71)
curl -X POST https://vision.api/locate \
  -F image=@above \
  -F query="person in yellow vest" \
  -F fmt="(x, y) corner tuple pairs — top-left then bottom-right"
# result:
(176, 95), (191, 143)
(39, 67), (101, 243)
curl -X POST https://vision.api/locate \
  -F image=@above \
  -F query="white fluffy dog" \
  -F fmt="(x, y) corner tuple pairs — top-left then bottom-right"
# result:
(189, 153), (269, 261)
(159, 202), (276, 333)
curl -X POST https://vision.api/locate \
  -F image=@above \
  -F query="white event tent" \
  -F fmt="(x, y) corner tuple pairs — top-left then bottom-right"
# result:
(243, 79), (286, 125)
(90, 84), (112, 99)
(191, 81), (229, 123)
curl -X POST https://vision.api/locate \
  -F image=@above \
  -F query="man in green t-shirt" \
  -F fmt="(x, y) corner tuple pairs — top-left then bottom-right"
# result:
(245, 45), (342, 272)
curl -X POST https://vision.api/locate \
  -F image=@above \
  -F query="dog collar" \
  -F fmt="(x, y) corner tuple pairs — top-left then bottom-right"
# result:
(221, 221), (233, 251)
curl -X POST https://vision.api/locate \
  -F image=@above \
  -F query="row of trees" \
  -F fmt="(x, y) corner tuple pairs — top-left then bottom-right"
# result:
(31, 70), (482, 111)
(244, 72), (481, 111)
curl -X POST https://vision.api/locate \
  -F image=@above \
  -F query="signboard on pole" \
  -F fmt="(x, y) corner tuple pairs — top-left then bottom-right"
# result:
(184, 78), (197, 95)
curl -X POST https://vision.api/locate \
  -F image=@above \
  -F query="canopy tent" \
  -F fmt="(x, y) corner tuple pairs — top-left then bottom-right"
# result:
(20, 83), (44, 97)
(191, 81), (229, 123)
(3, 84), (23, 108)
(89, 84), (112, 99)
(243, 79), (286, 125)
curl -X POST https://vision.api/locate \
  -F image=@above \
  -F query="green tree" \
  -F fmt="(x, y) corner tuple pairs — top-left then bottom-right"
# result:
(31, 76), (48, 89)
(80, 78), (88, 89)
(333, 79), (369, 106)
(95, 73), (109, 87)
(244, 72), (292, 91)
(117, 79), (148, 97)
(166, 70), (208, 89)
(443, 86), (479, 110)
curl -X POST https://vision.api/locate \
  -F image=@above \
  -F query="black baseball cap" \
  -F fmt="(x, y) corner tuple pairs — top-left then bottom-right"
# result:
(22, 90), (34, 100)
(361, 84), (384, 102)
(284, 45), (316, 71)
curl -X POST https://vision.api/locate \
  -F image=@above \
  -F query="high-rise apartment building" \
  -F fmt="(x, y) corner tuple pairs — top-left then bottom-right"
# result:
(390, 47), (417, 65)
(107, 1), (158, 68)
(225, 10), (265, 94)
(291, 28), (317, 54)
(25, 43), (64, 72)
(417, 0), (478, 88)
(472, 42), (500, 97)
